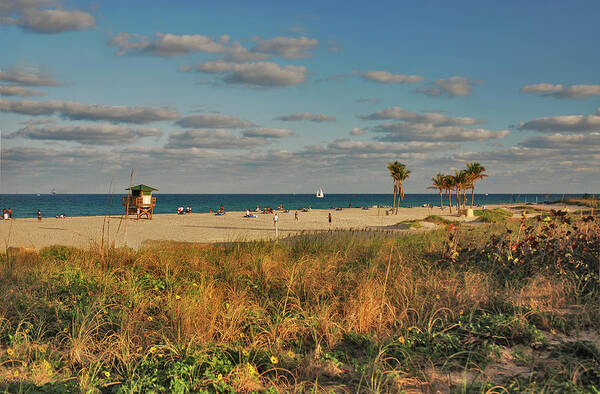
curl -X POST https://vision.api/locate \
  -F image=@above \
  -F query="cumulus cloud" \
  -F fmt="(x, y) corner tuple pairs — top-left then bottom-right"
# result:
(275, 112), (335, 122)
(193, 60), (307, 87)
(519, 111), (600, 133)
(521, 83), (600, 99)
(0, 67), (60, 86)
(242, 128), (294, 138)
(176, 114), (255, 129)
(108, 32), (269, 61)
(360, 71), (424, 84)
(519, 132), (600, 151)
(359, 106), (483, 126)
(251, 36), (318, 59)
(416, 76), (478, 97)
(373, 122), (510, 142)
(0, 1), (95, 34)
(8, 123), (162, 145)
(0, 85), (45, 96)
(166, 129), (269, 149)
(0, 98), (181, 123)
(302, 138), (457, 158)
(350, 128), (365, 136)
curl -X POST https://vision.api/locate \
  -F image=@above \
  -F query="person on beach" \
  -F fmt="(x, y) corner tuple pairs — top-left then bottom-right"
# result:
(295, 211), (298, 221)
(273, 213), (279, 236)
(328, 212), (332, 223)
(37, 209), (42, 221)
(8, 208), (12, 219)
(220, 205), (225, 213)
(2, 209), (7, 220)
(255, 204), (260, 212)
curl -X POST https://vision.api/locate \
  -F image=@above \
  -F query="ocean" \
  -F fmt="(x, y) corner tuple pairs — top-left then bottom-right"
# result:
(0, 193), (583, 219)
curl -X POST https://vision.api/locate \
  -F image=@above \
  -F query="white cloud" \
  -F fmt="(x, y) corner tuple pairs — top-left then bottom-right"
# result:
(521, 83), (600, 99)
(166, 129), (268, 149)
(251, 36), (318, 59)
(373, 122), (509, 142)
(416, 76), (478, 97)
(176, 114), (255, 129)
(0, 85), (45, 96)
(359, 106), (483, 126)
(0, 98), (180, 123)
(8, 123), (162, 145)
(242, 128), (294, 138)
(360, 71), (424, 84)
(1, 1), (95, 34)
(350, 128), (365, 136)
(520, 111), (600, 132)
(520, 132), (600, 151)
(275, 112), (335, 122)
(0, 67), (60, 86)
(194, 60), (307, 87)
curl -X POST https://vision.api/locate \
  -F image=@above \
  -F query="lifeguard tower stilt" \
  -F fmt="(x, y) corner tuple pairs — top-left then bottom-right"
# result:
(122, 184), (158, 219)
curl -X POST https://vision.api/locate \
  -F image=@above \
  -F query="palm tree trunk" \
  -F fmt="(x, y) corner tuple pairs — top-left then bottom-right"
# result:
(456, 189), (460, 216)
(471, 186), (475, 208)
(392, 185), (397, 215)
(448, 190), (452, 214)
(439, 189), (443, 209)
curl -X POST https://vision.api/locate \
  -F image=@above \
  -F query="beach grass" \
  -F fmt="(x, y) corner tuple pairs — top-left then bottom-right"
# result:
(474, 208), (514, 223)
(0, 215), (599, 392)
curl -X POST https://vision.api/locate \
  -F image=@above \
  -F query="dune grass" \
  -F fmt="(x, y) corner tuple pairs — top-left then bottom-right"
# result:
(474, 208), (514, 223)
(0, 215), (599, 392)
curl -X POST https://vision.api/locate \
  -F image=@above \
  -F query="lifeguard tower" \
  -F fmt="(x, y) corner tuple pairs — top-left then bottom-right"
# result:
(122, 184), (158, 219)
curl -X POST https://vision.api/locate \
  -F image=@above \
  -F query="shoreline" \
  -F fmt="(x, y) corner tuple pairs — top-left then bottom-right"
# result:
(0, 203), (580, 251)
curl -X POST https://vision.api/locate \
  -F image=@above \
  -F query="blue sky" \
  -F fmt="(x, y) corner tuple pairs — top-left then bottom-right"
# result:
(1, 0), (599, 193)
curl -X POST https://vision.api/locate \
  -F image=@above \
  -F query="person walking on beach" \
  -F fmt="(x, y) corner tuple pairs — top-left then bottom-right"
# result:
(328, 212), (332, 224)
(294, 211), (298, 221)
(273, 213), (279, 237)
(37, 209), (42, 221)
(8, 208), (12, 219)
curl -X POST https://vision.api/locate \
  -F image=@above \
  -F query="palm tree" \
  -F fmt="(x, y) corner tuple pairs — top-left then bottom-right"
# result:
(465, 162), (487, 207)
(453, 170), (468, 214)
(443, 175), (455, 214)
(387, 161), (410, 214)
(428, 173), (445, 210)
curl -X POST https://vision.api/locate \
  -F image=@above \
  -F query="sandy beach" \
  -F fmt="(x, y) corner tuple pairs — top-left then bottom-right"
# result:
(0, 203), (578, 251)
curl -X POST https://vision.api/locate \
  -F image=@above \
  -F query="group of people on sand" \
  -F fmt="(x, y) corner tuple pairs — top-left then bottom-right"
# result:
(177, 206), (192, 215)
(2, 208), (12, 220)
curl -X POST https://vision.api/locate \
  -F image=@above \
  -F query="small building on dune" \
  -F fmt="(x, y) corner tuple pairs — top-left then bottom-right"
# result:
(122, 184), (158, 219)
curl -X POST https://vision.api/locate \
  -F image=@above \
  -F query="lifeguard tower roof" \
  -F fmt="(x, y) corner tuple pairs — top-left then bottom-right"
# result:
(126, 184), (158, 191)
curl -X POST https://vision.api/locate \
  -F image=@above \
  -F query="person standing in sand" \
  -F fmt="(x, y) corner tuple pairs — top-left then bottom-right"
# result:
(328, 212), (332, 224)
(273, 213), (279, 237)
(37, 209), (42, 221)
(295, 211), (298, 221)
(8, 208), (12, 219)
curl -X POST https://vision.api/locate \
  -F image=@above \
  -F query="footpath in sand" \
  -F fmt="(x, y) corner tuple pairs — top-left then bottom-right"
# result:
(0, 203), (578, 251)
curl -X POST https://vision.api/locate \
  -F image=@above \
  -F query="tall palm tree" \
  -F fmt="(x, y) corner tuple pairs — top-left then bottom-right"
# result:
(428, 173), (445, 209)
(453, 170), (468, 214)
(465, 162), (487, 207)
(443, 175), (455, 214)
(387, 161), (410, 214)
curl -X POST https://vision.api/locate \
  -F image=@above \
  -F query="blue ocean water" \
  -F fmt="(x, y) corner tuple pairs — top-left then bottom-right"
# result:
(0, 193), (584, 218)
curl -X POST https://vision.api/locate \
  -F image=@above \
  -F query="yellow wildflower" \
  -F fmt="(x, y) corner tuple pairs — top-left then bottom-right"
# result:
(13, 370), (19, 377)
(137, 346), (143, 352)
(149, 346), (157, 353)
(7, 348), (14, 356)
(217, 373), (223, 381)
(103, 371), (110, 378)
(287, 350), (296, 358)
(175, 295), (181, 300)
(25, 328), (30, 334)
(225, 302), (230, 309)
(398, 336), (406, 344)
(242, 349), (249, 357)
(147, 316), (153, 322)
(270, 356), (278, 364)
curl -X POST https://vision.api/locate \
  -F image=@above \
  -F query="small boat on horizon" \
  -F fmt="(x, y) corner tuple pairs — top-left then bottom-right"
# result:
(316, 188), (324, 198)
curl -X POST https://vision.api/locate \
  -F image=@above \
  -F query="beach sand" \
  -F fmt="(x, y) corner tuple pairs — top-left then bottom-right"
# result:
(0, 203), (579, 251)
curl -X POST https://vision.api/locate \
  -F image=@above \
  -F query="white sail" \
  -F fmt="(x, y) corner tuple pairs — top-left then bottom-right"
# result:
(316, 188), (324, 198)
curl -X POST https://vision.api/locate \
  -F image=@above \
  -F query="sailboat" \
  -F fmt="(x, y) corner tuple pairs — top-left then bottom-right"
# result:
(316, 188), (324, 198)
(51, 188), (56, 196)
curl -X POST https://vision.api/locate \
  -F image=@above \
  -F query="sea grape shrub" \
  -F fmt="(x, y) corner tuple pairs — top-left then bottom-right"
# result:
(455, 216), (600, 294)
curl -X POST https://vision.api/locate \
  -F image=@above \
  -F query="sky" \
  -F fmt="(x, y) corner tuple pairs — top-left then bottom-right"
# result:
(1, 0), (599, 194)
